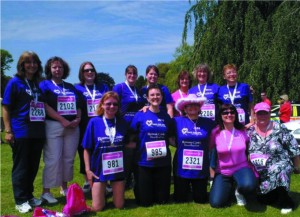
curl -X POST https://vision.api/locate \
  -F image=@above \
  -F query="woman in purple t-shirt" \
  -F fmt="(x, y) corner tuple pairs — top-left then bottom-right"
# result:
(209, 104), (257, 208)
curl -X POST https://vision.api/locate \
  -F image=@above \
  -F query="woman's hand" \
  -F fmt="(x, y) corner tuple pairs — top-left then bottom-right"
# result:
(69, 117), (81, 128)
(5, 132), (14, 144)
(86, 169), (99, 187)
(60, 118), (71, 128)
(140, 106), (149, 113)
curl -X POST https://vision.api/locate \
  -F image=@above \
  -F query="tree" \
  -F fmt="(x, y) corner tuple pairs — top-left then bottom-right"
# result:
(135, 75), (146, 90)
(183, 0), (300, 103)
(1, 49), (13, 97)
(96, 72), (115, 90)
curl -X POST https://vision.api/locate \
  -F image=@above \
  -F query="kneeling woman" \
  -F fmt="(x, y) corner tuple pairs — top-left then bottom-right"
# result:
(209, 104), (257, 208)
(82, 91), (128, 211)
(248, 102), (300, 214)
(170, 94), (215, 203)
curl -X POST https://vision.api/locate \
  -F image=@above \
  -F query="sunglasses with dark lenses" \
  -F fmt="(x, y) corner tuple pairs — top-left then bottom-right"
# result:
(104, 102), (119, 107)
(83, 68), (95, 73)
(221, 111), (235, 115)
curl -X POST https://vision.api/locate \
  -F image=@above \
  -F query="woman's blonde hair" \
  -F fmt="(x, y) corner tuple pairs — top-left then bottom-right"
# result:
(96, 91), (120, 116)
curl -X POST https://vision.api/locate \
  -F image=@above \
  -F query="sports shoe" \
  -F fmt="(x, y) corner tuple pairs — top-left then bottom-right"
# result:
(82, 182), (91, 193)
(235, 189), (246, 206)
(281, 208), (292, 214)
(106, 185), (113, 193)
(60, 188), (68, 196)
(41, 192), (58, 204)
(29, 197), (42, 207)
(15, 201), (32, 213)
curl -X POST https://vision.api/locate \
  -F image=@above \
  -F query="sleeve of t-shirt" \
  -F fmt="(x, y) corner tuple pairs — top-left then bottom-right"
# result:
(82, 119), (95, 149)
(162, 86), (174, 104)
(130, 111), (141, 133)
(2, 79), (15, 105)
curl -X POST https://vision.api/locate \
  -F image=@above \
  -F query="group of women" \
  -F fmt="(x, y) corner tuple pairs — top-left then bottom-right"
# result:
(2, 51), (300, 215)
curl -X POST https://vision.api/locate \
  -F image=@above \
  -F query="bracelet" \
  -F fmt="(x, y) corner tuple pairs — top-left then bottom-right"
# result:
(5, 130), (12, 134)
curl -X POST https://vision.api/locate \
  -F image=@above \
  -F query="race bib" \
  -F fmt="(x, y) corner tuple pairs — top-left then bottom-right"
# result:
(57, 95), (77, 115)
(145, 140), (167, 161)
(237, 108), (245, 124)
(200, 104), (215, 120)
(87, 99), (100, 117)
(30, 101), (45, 121)
(182, 149), (203, 170)
(102, 151), (124, 175)
(249, 153), (269, 170)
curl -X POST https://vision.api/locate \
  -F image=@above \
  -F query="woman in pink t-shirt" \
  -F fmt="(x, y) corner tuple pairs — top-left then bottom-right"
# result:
(209, 104), (257, 208)
(171, 70), (192, 117)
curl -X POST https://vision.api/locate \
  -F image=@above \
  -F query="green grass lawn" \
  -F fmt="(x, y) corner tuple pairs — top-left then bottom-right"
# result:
(1, 143), (300, 217)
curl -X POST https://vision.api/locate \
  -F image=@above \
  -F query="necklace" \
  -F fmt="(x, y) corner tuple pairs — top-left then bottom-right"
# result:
(187, 116), (198, 131)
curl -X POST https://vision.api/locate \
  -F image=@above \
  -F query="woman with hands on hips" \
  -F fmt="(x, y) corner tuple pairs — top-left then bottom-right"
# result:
(82, 91), (128, 212)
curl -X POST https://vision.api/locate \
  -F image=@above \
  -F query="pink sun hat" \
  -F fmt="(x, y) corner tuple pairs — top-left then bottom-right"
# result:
(175, 94), (206, 113)
(254, 102), (271, 113)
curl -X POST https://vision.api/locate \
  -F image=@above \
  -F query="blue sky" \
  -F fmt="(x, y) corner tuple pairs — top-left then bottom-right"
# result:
(1, 0), (194, 84)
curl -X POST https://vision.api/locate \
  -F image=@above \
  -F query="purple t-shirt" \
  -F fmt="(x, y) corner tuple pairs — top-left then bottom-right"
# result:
(39, 79), (82, 121)
(2, 76), (45, 139)
(170, 116), (215, 179)
(112, 82), (144, 125)
(130, 109), (172, 167)
(141, 84), (174, 113)
(210, 127), (250, 176)
(82, 116), (127, 181)
(75, 83), (109, 135)
(189, 83), (219, 104)
(217, 82), (252, 124)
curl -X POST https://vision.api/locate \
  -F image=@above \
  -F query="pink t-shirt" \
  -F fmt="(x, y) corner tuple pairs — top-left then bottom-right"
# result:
(172, 89), (189, 117)
(210, 127), (250, 176)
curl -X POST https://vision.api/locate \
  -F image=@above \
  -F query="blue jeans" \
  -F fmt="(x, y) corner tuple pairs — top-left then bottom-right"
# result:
(209, 167), (257, 208)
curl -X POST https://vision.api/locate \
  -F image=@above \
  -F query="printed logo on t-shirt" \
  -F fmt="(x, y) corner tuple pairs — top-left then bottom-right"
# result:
(54, 89), (61, 94)
(223, 94), (229, 100)
(26, 89), (32, 96)
(182, 128), (188, 134)
(146, 120), (153, 126)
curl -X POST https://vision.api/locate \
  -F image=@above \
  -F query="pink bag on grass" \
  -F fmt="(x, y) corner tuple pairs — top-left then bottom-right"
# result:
(62, 183), (91, 216)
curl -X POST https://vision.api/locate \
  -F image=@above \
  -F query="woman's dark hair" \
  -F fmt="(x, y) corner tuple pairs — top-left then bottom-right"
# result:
(146, 84), (163, 97)
(145, 65), (159, 77)
(125, 65), (138, 75)
(176, 70), (192, 89)
(216, 104), (244, 130)
(16, 51), (43, 81)
(78, 61), (97, 85)
(44, 56), (70, 80)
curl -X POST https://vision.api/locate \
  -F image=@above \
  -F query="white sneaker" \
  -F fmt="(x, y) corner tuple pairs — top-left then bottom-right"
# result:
(29, 197), (42, 207)
(15, 201), (32, 213)
(60, 189), (68, 196)
(281, 208), (292, 214)
(235, 189), (246, 206)
(82, 182), (91, 193)
(41, 192), (58, 204)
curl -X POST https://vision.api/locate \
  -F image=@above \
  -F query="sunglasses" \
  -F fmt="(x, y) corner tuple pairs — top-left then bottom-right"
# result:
(83, 68), (95, 73)
(104, 102), (118, 107)
(221, 111), (235, 115)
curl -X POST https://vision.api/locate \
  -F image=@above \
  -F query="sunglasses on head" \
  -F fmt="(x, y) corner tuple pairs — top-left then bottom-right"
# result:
(221, 110), (235, 115)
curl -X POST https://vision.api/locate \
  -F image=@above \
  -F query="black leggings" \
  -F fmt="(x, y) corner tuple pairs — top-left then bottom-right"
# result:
(174, 176), (208, 203)
(137, 165), (171, 206)
(257, 187), (294, 209)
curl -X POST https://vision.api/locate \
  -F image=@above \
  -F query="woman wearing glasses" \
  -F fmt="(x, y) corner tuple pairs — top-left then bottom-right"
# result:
(75, 62), (109, 192)
(209, 104), (257, 208)
(217, 64), (254, 125)
(82, 91), (128, 211)
(247, 102), (300, 214)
